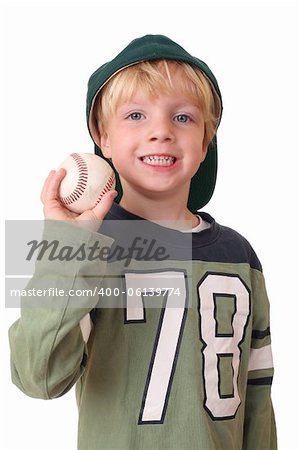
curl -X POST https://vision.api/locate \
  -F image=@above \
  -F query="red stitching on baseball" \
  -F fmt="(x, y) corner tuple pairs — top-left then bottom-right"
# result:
(59, 153), (88, 206)
(94, 172), (115, 207)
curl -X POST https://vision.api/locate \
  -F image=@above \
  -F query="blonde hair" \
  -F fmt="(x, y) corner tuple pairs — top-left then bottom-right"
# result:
(94, 60), (220, 148)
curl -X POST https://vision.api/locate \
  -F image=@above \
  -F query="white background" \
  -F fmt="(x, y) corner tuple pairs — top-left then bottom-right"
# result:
(1, 0), (298, 448)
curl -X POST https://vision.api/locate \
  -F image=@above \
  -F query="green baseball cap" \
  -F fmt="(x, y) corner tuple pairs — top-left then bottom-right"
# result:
(86, 34), (222, 211)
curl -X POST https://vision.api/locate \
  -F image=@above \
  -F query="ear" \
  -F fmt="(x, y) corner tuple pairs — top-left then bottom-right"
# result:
(100, 131), (111, 158)
(200, 142), (208, 163)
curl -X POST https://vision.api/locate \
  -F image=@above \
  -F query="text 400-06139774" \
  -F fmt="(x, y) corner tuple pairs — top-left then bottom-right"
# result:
(97, 287), (182, 297)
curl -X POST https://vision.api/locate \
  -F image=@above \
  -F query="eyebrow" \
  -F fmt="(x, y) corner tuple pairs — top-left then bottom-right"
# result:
(118, 101), (201, 111)
(117, 102), (144, 112)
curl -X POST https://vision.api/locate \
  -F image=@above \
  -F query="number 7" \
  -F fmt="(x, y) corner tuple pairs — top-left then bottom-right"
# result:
(124, 270), (188, 424)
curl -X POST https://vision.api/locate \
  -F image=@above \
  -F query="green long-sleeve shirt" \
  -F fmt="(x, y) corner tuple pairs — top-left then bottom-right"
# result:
(9, 206), (277, 449)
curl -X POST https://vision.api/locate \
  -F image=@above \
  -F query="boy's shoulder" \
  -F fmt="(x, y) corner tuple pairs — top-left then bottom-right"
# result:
(196, 212), (262, 271)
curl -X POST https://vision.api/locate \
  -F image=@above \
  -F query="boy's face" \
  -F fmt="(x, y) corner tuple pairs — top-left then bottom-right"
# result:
(100, 87), (207, 204)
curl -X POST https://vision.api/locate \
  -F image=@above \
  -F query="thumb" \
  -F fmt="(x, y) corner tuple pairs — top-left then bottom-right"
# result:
(74, 190), (117, 230)
(91, 190), (118, 220)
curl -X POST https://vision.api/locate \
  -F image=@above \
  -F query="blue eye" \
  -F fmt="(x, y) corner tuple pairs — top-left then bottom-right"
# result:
(129, 112), (143, 120)
(175, 114), (190, 123)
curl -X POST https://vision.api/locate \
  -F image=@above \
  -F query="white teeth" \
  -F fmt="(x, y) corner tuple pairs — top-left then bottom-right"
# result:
(141, 155), (175, 166)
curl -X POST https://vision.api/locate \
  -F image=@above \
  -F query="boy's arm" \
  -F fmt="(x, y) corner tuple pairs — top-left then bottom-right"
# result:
(243, 269), (277, 449)
(8, 219), (114, 399)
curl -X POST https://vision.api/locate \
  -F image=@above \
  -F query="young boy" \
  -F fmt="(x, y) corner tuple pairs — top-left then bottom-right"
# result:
(9, 35), (277, 449)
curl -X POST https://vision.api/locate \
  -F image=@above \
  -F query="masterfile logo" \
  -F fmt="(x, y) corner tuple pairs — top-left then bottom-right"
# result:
(5, 219), (192, 309)
(26, 236), (170, 266)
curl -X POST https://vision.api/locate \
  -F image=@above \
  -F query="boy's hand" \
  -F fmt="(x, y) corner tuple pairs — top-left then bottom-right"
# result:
(41, 169), (117, 230)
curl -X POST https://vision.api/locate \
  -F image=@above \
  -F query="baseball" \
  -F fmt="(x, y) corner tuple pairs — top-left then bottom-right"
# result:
(58, 152), (116, 213)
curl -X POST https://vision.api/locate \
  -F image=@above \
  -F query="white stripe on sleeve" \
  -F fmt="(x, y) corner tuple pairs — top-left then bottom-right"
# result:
(79, 313), (92, 343)
(248, 344), (273, 371)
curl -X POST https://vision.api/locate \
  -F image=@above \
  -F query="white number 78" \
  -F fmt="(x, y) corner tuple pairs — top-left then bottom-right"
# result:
(124, 270), (250, 424)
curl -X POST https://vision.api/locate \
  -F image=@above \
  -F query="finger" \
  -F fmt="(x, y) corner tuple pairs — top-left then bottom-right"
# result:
(40, 170), (55, 204)
(91, 190), (118, 220)
(73, 190), (117, 231)
(43, 168), (66, 202)
(77, 190), (117, 224)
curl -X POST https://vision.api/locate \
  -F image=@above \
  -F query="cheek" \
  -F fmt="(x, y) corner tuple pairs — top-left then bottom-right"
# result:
(109, 152), (127, 172)
(109, 132), (132, 153)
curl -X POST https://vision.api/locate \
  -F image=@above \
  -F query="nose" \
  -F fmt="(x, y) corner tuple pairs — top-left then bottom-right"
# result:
(148, 116), (175, 143)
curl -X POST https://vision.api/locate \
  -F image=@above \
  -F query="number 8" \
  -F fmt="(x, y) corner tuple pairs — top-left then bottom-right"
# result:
(198, 273), (251, 420)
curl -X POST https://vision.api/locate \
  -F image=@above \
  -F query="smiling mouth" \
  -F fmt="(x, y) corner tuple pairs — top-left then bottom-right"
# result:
(140, 155), (176, 166)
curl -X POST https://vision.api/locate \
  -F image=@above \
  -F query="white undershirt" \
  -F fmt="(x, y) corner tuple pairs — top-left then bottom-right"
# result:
(181, 214), (211, 233)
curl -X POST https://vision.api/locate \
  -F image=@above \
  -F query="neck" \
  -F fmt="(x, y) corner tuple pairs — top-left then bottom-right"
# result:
(119, 184), (199, 230)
